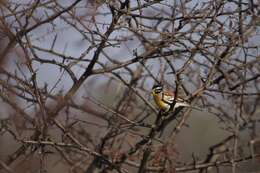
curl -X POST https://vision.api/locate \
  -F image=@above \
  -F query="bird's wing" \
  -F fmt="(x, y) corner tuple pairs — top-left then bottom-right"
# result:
(163, 90), (190, 106)
(162, 90), (175, 103)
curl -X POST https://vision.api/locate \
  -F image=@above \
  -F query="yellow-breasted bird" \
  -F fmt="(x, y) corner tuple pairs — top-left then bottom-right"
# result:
(151, 85), (191, 112)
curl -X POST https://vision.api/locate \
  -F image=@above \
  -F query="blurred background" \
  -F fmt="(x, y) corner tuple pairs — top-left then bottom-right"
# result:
(0, 0), (259, 172)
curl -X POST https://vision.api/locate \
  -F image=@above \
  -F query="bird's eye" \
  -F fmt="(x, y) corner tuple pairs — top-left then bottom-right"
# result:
(154, 88), (162, 93)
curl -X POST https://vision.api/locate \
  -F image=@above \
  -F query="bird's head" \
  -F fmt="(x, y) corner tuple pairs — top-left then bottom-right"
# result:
(152, 84), (163, 95)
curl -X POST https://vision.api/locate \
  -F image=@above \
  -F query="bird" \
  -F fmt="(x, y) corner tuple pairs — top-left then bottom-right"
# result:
(151, 85), (191, 112)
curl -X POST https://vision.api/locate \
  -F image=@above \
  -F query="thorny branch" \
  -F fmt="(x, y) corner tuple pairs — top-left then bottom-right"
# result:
(0, 0), (259, 173)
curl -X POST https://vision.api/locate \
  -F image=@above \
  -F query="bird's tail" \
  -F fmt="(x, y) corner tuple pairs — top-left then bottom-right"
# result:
(174, 102), (191, 108)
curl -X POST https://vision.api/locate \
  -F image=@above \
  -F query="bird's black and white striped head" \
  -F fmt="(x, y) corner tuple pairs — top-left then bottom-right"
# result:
(152, 85), (163, 94)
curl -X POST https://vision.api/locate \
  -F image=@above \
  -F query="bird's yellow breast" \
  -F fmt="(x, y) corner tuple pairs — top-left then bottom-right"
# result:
(153, 93), (170, 111)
